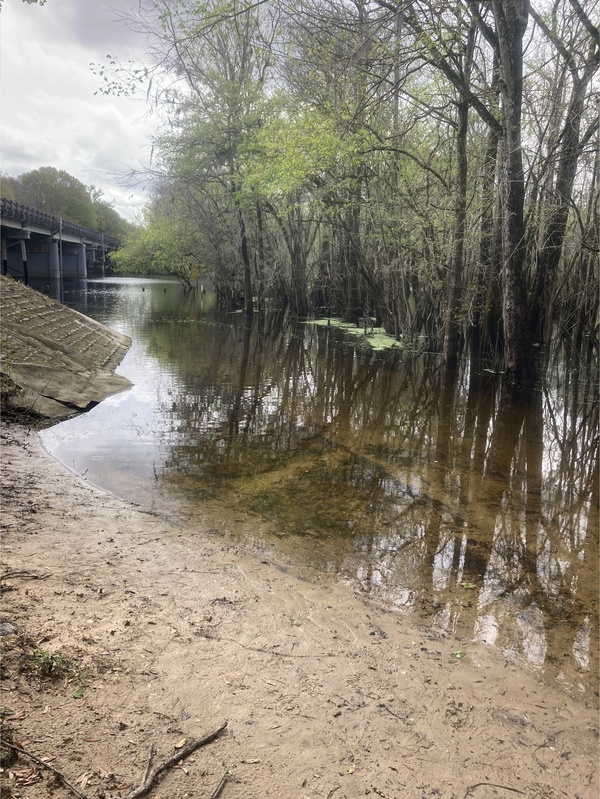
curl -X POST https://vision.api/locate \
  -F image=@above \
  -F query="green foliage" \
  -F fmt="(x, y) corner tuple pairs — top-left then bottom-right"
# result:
(0, 173), (18, 200)
(33, 648), (79, 680)
(16, 167), (90, 216)
(90, 55), (149, 98)
(64, 196), (97, 228)
(242, 106), (343, 200)
(4, 167), (130, 236)
(112, 207), (207, 288)
(92, 197), (133, 237)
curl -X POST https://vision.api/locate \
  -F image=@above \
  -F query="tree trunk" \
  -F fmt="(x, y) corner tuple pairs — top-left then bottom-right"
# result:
(471, 53), (501, 354)
(492, 0), (536, 383)
(344, 192), (363, 325)
(237, 204), (253, 317)
(443, 91), (469, 367)
(255, 201), (265, 313)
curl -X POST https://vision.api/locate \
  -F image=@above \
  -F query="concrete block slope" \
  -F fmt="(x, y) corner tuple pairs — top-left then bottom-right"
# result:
(1, 275), (132, 418)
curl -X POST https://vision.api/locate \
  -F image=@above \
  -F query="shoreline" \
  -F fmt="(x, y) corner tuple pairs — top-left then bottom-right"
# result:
(1, 420), (598, 798)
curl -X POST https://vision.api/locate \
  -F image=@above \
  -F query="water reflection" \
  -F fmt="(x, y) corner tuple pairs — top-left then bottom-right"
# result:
(40, 278), (598, 701)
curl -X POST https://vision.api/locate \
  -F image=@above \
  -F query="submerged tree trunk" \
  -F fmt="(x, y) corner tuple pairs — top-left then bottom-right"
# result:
(255, 201), (265, 313)
(492, 0), (536, 383)
(471, 53), (501, 354)
(443, 88), (470, 367)
(237, 204), (253, 317)
(344, 185), (364, 326)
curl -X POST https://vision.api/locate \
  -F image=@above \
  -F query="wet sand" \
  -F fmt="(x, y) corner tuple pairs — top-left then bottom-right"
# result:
(1, 421), (598, 798)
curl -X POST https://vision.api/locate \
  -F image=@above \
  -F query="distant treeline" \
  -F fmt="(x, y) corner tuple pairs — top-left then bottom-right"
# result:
(2, 166), (132, 239)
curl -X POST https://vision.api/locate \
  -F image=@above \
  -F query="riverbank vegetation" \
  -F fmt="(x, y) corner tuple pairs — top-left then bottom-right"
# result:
(107, 0), (599, 383)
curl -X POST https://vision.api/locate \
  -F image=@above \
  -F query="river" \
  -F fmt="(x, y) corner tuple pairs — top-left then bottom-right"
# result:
(38, 276), (598, 704)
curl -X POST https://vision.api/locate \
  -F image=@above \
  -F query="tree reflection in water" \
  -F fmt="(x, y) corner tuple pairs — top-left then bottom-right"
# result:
(45, 279), (599, 702)
(151, 309), (597, 699)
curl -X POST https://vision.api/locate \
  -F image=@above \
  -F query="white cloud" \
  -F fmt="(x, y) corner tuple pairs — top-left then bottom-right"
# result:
(0, 0), (157, 221)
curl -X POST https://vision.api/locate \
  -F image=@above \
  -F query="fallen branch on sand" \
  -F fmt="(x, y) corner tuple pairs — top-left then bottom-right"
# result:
(124, 721), (229, 799)
(208, 766), (230, 799)
(464, 783), (526, 798)
(1, 741), (88, 799)
(2, 720), (229, 799)
(0, 570), (51, 583)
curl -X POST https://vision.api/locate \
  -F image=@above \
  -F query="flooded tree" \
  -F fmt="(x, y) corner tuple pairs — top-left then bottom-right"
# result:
(485, 1), (535, 382)
(527, 3), (599, 342)
(109, 0), (599, 382)
(112, 0), (279, 314)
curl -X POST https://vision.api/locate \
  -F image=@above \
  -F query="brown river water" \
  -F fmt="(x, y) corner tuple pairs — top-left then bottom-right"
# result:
(38, 277), (599, 705)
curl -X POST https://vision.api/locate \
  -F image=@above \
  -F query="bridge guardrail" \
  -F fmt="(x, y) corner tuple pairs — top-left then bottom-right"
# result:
(0, 197), (121, 248)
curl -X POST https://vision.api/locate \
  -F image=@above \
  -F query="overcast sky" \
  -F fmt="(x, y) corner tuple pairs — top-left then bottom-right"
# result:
(1, 0), (157, 221)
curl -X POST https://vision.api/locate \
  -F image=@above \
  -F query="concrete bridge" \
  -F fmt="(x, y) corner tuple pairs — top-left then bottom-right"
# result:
(1, 198), (121, 284)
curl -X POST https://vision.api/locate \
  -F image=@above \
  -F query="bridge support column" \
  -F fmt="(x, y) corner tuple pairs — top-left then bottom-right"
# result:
(1, 238), (7, 276)
(100, 233), (106, 276)
(49, 240), (60, 280)
(77, 243), (87, 279)
(20, 240), (29, 285)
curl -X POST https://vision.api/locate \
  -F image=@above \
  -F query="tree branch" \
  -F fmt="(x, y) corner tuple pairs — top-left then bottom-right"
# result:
(529, 6), (576, 71)
(124, 721), (228, 799)
(568, 0), (600, 48)
(1, 742), (89, 799)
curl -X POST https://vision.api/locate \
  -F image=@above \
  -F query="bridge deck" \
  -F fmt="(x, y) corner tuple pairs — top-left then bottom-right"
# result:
(1, 198), (121, 247)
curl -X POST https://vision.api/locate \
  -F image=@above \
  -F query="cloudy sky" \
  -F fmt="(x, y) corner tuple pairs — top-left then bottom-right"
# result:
(1, 0), (157, 221)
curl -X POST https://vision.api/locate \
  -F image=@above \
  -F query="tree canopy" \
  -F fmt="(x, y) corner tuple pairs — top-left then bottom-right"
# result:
(2, 166), (132, 238)
(108, 0), (599, 381)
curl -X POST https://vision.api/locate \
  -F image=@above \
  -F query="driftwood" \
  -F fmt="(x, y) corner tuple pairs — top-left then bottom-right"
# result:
(124, 720), (229, 799)
(0, 570), (51, 582)
(141, 743), (155, 786)
(208, 766), (230, 799)
(464, 783), (526, 798)
(0, 570), (51, 596)
(2, 721), (229, 799)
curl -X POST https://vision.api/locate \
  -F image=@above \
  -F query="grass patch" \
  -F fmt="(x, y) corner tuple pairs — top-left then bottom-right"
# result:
(32, 647), (80, 680)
